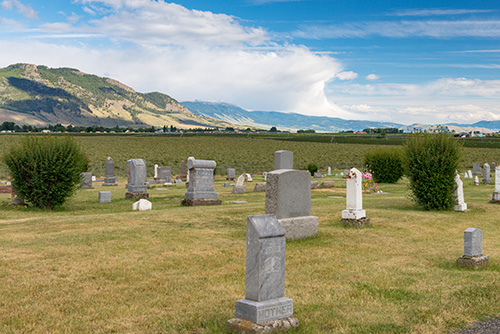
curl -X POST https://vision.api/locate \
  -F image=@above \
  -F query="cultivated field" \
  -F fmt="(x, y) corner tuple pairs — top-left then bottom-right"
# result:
(1, 134), (500, 333)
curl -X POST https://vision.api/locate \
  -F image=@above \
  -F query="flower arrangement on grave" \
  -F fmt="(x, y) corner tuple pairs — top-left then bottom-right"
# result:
(362, 172), (382, 193)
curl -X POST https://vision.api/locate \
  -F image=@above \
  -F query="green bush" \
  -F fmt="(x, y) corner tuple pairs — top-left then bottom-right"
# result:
(364, 147), (404, 183)
(307, 163), (318, 176)
(403, 129), (461, 210)
(3, 135), (88, 209)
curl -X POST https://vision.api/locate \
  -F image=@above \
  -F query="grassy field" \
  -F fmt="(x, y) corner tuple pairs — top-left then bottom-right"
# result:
(2, 171), (500, 333)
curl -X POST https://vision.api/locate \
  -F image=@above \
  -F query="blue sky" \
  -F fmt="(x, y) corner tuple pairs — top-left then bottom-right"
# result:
(1, 0), (499, 125)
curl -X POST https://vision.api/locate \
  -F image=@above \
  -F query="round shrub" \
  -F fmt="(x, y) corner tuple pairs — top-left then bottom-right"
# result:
(307, 163), (318, 176)
(364, 147), (404, 183)
(403, 129), (461, 210)
(3, 135), (89, 209)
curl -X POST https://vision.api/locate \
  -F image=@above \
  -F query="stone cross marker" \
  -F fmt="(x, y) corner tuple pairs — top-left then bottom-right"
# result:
(274, 150), (293, 170)
(482, 163), (491, 183)
(472, 162), (482, 175)
(103, 157), (118, 186)
(458, 228), (489, 269)
(181, 157), (221, 206)
(125, 159), (149, 200)
(80, 172), (94, 189)
(453, 174), (467, 211)
(234, 214), (294, 324)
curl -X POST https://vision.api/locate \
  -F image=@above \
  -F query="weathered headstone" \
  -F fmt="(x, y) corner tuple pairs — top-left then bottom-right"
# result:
(245, 173), (253, 182)
(154, 164), (159, 179)
(492, 162), (497, 170)
(341, 168), (370, 227)
(103, 157), (118, 186)
(453, 174), (467, 211)
(133, 198), (152, 211)
(253, 182), (266, 192)
(274, 150), (293, 170)
(232, 174), (246, 194)
(180, 160), (187, 181)
(228, 214), (299, 332)
(464, 172), (468, 179)
(313, 172), (322, 179)
(227, 168), (236, 181)
(125, 159), (149, 200)
(157, 166), (172, 184)
(223, 182), (232, 187)
(472, 163), (481, 175)
(319, 181), (335, 188)
(457, 228), (489, 269)
(490, 165), (500, 203)
(468, 170), (473, 179)
(181, 157), (221, 206)
(99, 191), (112, 203)
(265, 169), (318, 240)
(327, 167), (332, 176)
(343, 169), (349, 178)
(310, 181), (318, 189)
(474, 175), (480, 185)
(482, 163), (491, 183)
(80, 172), (94, 189)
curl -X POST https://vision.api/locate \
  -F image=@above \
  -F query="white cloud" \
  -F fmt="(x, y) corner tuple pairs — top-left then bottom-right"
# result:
(389, 9), (494, 17)
(365, 74), (379, 81)
(1, 0), (37, 18)
(335, 71), (358, 80)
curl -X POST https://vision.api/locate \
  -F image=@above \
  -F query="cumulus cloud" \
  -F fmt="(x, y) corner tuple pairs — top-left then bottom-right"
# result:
(365, 74), (379, 81)
(1, 0), (37, 18)
(335, 71), (358, 80)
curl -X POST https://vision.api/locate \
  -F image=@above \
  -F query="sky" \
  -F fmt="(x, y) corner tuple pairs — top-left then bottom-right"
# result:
(0, 0), (499, 125)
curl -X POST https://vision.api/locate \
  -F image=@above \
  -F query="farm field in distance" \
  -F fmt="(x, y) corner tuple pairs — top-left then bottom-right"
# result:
(1, 133), (500, 333)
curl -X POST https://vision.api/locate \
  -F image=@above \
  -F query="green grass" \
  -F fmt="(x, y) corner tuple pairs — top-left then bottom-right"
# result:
(2, 172), (500, 333)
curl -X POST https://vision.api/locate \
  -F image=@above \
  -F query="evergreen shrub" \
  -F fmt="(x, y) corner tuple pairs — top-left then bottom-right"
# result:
(403, 129), (461, 210)
(307, 163), (318, 176)
(364, 147), (404, 183)
(3, 135), (88, 209)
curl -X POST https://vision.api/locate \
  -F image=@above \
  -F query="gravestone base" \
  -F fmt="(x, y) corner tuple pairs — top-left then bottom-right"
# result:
(226, 317), (299, 334)
(181, 198), (222, 206)
(457, 254), (489, 269)
(81, 185), (94, 189)
(235, 298), (293, 324)
(278, 216), (319, 240)
(253, 183), (266, 192)
(232, 185), (246, 194)
(125, 192), (149, 201)
(342, 209), (366, 220)
(454, 203), (468, 211)
(482, 180), (492, 184)
(319, 181), (335, 188)
(340, 217), (371, 228)
(489, 192), (500, 203)
(102, 177), (118, 187)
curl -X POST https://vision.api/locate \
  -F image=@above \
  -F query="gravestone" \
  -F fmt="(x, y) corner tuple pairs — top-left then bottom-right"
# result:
(274, 150), (293, 170)
(262, 172), (268, 181)
(245, 173), (253, 182)
(102, 157), (118, 186)
(343, 169), (349, 178)
(92, 175), (97, 182)
(232, 174), (246, 194)
(228, 214), (299, 332)
(133, 199), (152, 211)
(99, 191), (111, 203)
(468, 170), (473, 179)
(224, 182), (232, 187)
(181, 157), (221, 206)
(154, 164), (159, 179)
(472, 163), (481, 175)
(10, 185), (25, 206)
(265, 169), (318, 240)
(125, 159), (149, 200)
(492, 162), (497, 170)
(80, 172), (94, 189)
(313, 172), (322, 179)
(453, 174), (467, 212)
(253, 182), (266, 192)
(482, 163), (491, 183)
(180, 160), (187, 181)
(464, 172), (468, 179)
(474, 176), (480, 186)
(227, 168), (236, 181)
(310, 181), (318, 189)
(327, 167), (332, 176)
(157, 166), (172, 184)
(458, 228), (489, 269)
(490, 165), (500, 203)
(341, 168), (370, 227)
(319, 181), (335, 188)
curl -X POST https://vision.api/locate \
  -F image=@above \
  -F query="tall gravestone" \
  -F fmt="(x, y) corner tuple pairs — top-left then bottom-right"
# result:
(341, 168), (370, 227)
(181, 157), (221, 206)
(227, 215), (299, 332)
(102, 157), (118, 186)
(80, 172), (94, 189)
(490, 165), (500, 203)
(472, 163), (482, 175)
(125, 159), (149, 200)
(327, 167), (332, 176)
(274, 150), (293, 170)
(482, 163), (491, 184)
(265, 169), (318, 240)
(227, 168), (236, 181)
(457, 228), (489, 269)
(180, 160), (187, 181)
(453, 174), (467, 211)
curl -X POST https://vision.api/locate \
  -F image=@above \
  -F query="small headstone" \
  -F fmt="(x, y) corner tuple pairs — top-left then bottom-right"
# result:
(232, 174), (246, 194)
(103, 157), (118, 186)
(464, 172), (468, 179)
(313, 172), (322, 179)
(319, 181), (335, 188)
(227, 168), (236, 181)
(174, 179), (183, 184)
(274, 150), (293, 170)
(181, 157), (221, 206)
(327, 167), (332, 176)
(492, 162), (496, 170)
(310, 181), (318, 189)
(80, 172), (94, 189)
(92, 175), (97, 182)
(343, 169), (349, 178)
(490, 165), (500, 203)
(341, 168), (370, 227)
(474, 176), (480, 185)
(154, 164), (159, 179)
(229, 214), (298, 331)
(245, 173), (253, 182)
(253, 182), (266, 192)
(472, 163), (481, 175)
(125, 159), (149, 200)
(482, 163), (491, 183)
(157, 166), (172, 184)
(468, 170), (473, 179)
(458, 228), (489, 269)
(224, 182), (232, 187)
(99, 191), (111, 203)
(133, 199), (152, 211)
(453, 174), (467, 211)
(262, 172), (268, 181)
(232, 201), (248, 204)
